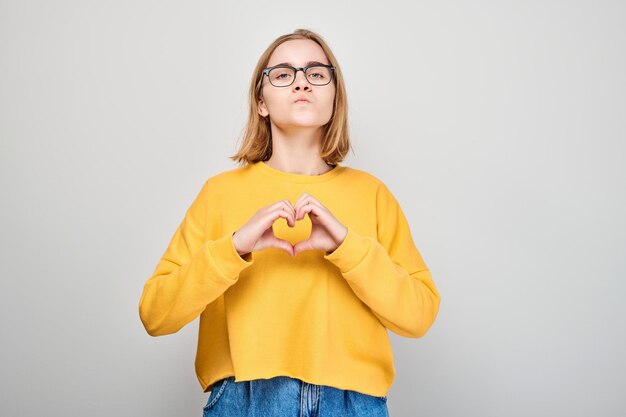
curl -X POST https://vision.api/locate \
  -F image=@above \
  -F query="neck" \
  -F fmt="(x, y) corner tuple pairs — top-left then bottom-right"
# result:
(265, 123), (332, 176)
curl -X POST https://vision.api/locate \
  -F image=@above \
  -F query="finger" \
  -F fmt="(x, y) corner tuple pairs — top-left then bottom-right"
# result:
(280, 200), (296, 226)
(293, 238), (315, 256)
(268, 206), (294, 227)
(268, 236), (294, 256)
(294, 192), (310, 208)
(267, 200), (296, 226)
(294, 193), (326, 218)
(293, 195), (309, 219)
(255, 232), (294, 256)
(295, 200), (325, 221)
(294, 193), (321, 211)
(253, 207), (289, 235)
(266, 199), (295, 213)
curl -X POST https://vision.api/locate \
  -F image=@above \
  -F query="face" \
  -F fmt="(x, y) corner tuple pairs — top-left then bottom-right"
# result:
(258, 39), (336, 130)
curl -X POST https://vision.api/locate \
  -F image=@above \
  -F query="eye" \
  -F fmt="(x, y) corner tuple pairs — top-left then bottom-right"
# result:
(307, 66), (331, 80)
(271, 68), (293, 80)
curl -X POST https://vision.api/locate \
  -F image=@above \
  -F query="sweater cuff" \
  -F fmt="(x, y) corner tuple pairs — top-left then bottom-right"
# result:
(323, 227), (370, 273)
(205, 231), (253, 280)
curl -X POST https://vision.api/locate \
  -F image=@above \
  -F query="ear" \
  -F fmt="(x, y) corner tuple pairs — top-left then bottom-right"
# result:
(258, 97), (269, 117)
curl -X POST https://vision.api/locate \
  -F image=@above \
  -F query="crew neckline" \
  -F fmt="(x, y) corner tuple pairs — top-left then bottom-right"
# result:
(254, 160), (345, 183)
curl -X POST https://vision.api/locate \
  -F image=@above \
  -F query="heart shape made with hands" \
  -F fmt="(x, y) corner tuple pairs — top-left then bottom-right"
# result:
(261, 192), (347, 257)
(271, 208), (313, 249)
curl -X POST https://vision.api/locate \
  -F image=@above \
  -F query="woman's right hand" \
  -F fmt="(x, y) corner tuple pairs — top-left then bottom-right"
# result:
(232, 199), (296, 257)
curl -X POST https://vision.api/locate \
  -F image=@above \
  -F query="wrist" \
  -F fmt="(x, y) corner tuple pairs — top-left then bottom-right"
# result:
(232, 231), (250, 258)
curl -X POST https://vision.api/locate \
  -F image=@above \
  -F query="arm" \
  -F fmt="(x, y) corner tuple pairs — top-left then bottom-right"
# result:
(138, 180), (253, 336)
(323, 182), (440, 338)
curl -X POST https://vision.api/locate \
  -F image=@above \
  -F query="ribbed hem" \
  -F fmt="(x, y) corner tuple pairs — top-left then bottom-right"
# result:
(323, 227), (371, 273)
(206, 231), (254, 280)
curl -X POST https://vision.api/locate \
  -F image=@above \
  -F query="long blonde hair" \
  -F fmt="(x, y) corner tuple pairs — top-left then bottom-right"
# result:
(230, 28), (352, 166)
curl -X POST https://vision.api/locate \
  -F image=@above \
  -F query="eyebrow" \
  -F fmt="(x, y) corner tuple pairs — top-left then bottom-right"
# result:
(272, 60), (329, 67)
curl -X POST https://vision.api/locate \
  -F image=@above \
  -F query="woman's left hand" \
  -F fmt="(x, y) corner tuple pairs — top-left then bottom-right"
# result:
(292, 192), (348, 256)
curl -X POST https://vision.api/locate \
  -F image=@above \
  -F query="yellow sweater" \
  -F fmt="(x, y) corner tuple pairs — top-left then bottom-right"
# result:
(138, 160), (440, 397)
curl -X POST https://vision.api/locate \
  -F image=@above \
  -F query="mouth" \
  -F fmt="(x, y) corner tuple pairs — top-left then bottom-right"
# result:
(294, 100), (310, 104)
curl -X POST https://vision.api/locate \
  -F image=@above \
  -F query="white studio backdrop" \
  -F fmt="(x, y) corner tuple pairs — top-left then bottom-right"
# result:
(1, 1), (624, 416)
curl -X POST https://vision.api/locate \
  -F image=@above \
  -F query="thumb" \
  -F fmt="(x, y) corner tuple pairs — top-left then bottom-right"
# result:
(266, 236), (295, 257)
(292, 239), (315, 257)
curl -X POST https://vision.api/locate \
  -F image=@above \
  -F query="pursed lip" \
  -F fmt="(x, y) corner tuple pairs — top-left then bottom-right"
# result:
(294, 96), (311, 103)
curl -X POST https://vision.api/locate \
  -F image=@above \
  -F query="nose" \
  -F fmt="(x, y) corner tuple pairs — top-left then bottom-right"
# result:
(292, 69), (311, 91)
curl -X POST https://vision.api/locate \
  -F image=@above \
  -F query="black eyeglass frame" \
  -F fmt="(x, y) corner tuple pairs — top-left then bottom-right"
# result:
(261, 63), (336, 87)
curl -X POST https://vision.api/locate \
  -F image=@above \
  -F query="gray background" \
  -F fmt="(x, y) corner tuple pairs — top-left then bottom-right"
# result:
(1, 1), (624, 416)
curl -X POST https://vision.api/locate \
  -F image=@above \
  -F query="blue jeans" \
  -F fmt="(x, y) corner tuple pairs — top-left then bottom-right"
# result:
(202, 376), (389, 417)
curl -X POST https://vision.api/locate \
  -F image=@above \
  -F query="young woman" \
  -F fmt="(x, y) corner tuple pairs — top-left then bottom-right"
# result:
(139, 28), (441, 417)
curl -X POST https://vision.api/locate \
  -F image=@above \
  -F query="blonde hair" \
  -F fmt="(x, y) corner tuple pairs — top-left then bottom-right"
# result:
(229, 28), (352, 167)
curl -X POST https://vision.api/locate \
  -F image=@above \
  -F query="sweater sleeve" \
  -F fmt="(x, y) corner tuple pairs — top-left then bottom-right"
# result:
(323, 181), (440, 338)
(138, 179), (254, 337)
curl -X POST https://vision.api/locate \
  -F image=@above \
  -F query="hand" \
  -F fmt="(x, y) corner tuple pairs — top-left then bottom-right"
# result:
(291, 192), (348, 257)
(232, 199), (297, 257)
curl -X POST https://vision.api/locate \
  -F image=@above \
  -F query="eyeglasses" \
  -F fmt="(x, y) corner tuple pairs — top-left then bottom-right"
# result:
(262, 63), (335, 87)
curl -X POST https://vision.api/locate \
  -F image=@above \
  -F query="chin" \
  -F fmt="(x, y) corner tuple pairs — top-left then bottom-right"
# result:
(275, 118), (329, 129)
